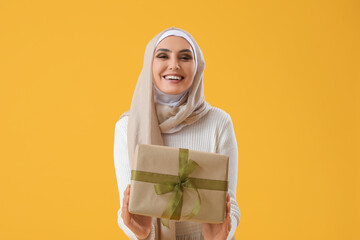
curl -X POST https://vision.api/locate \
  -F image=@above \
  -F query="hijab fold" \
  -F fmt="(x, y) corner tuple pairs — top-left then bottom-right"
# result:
(125, 27), (211, 165)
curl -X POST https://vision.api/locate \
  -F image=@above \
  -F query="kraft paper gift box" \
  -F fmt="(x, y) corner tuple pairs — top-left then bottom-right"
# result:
(128, 144), (229, 225)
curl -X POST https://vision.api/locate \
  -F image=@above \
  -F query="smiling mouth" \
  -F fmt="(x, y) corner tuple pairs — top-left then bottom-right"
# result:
(163, 75), (184, 80)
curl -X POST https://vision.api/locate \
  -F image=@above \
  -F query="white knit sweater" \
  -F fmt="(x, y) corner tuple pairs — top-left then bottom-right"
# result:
(114, 107), (241, 240)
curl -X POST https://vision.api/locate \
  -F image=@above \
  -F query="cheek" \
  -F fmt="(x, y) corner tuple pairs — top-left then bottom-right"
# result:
(152, 61), (164, 78)
(187, 64), (196, 79)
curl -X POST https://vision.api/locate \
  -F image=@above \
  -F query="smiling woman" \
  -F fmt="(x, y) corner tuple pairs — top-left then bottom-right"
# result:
(114, 27), (240, 240)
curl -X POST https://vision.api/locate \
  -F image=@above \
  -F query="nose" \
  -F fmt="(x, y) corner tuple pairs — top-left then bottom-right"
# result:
(168, 57), (180, 70)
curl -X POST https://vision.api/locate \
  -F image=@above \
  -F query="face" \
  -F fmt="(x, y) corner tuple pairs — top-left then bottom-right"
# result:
(152, 36), (196, 95)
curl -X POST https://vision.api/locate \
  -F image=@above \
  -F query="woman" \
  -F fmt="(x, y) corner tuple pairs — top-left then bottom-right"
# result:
(114, 27), (240, 240)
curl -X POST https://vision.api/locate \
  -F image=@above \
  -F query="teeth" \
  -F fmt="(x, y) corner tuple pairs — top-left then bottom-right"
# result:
(165, 75), (182, 80)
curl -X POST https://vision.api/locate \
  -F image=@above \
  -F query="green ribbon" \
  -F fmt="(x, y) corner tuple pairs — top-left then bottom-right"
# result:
(131, 148), (228, 227)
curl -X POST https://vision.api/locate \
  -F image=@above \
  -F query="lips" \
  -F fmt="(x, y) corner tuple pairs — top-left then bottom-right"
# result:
(163, 74), (184, 80)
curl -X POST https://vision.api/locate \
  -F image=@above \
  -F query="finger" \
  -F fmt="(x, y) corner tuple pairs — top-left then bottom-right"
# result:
(123, 184), (130, 197)
(122, 185), (131, 224)
(225, 193), (231, 218)
(226, 194), (231, 233)
(123, 184), (130, 207)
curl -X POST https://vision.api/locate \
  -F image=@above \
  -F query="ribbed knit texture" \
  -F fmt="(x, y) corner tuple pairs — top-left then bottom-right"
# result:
(114, 107), (241, 240)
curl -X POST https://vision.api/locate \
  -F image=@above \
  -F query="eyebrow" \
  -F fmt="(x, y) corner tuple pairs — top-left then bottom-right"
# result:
(156, 48), (193, 54)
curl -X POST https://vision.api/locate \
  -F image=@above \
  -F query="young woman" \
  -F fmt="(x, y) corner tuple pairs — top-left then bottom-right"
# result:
(114, 27), (240, 240)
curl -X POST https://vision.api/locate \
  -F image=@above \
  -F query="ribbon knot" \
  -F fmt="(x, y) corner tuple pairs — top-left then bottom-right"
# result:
(153, 148), (202, 227)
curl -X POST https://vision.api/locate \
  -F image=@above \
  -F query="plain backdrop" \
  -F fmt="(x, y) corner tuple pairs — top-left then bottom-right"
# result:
(1, 0), (359, 239)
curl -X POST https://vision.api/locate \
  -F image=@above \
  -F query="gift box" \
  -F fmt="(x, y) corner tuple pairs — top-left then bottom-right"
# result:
(128, 144), (229, 225)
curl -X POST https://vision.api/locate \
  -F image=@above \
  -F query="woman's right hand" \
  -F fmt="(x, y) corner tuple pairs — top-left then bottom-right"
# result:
(121, 184), (153, 240)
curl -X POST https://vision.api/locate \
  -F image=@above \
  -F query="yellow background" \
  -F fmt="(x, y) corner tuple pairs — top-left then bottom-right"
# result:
(1, 0), (359, 239)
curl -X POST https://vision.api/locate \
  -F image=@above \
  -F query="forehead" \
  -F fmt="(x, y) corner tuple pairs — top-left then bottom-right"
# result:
(155, 36), (193, 52)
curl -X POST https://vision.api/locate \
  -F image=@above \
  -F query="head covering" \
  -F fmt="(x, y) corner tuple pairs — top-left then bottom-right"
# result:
(125, 27), (211, 164)
(156, 29), (198, 70)
(152, 29), (196, 108)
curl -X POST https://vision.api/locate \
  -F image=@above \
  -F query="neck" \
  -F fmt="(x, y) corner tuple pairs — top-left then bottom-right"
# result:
(153, 84), (190, 107)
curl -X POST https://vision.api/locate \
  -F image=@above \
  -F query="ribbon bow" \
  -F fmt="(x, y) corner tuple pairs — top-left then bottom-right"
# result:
(154, 148), (201, 227)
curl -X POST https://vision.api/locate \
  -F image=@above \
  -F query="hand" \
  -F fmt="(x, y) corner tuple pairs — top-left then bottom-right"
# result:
(202, 193), (231, 240)
(121, 184), (153, 240)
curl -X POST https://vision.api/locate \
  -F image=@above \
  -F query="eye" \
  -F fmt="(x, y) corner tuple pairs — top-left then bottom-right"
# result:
(180, 54), (193, 61)
(156, 53), (168, 59)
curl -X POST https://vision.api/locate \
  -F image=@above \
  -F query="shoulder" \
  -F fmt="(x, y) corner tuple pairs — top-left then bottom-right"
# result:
(203, 107), (236, 140)
(115, 112), (129, 132)
(204, 106), (233, 126)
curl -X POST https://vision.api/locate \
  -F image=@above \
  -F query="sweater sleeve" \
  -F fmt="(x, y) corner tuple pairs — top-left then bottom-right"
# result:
(113, 116), (156, 240)
(216, 113), (241, 240)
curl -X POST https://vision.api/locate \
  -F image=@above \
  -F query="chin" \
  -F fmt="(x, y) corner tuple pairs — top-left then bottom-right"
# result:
(155, 84), (182, 94)
(154, 80), (191, 95)
(163, 90), (183, 95)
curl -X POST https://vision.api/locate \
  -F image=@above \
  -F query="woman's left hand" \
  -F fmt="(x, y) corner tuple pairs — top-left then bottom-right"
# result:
(202, 193), (231, 240)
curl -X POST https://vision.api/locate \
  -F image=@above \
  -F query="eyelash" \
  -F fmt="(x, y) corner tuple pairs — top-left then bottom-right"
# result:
(156, 54), (192, 61)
